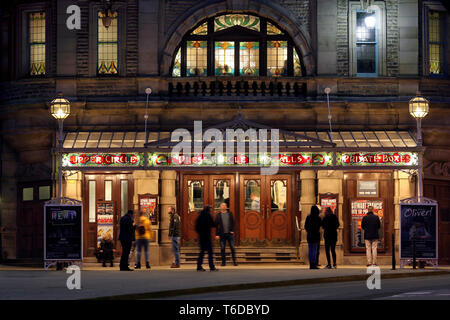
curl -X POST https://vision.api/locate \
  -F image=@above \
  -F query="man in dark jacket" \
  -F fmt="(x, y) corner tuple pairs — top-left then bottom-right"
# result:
(215, 202), (237, 267)
(361, 206), (381, 266)
(168, 206), (182, 268)
(304, 205), (321, 269)
(321, 207), (340, 268)
(119, 210), (135, 271)
(195, 205), (218, 272)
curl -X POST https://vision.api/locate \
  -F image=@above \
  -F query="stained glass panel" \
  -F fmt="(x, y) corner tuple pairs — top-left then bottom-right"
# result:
(267, 41), (287, 76)
(428, 11), (443, 75)
(172, 47), (181, 77)
(98, 11), (118, 75)
(267, 22), (283, 35)
(29, 12), (46, 75)
(187, 41), (208, 76)
(215, 41), (235, 76)
(214, 14), (260, 32)
(239, 42), (259, 76)
(191, 22), (208, 35)
(294, 49), (302, 76)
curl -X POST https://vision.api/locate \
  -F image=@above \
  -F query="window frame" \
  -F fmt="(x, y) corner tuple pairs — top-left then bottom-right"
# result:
(355, 10), (378, 77)
(423, 4), (447, 77)
(171, 14), (304, 78)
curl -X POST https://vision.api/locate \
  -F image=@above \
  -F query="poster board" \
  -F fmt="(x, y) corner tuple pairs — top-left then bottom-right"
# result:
(350, 199), (384, 251)
(44, 203), (82, 261)
(319, 193), (338, 216)
(400, 202), (438, 267)
(97, 201), (114, 247)
(139, 194), (158, 225)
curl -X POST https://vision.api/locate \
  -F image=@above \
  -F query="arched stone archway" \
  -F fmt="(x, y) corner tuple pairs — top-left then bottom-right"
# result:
(160, 0), (315, 76)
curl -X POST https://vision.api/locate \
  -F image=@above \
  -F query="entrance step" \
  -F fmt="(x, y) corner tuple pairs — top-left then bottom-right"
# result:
(180, 246), (299, 264)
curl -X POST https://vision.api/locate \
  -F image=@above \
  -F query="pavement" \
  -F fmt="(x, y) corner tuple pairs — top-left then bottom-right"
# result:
(0, 264), (448, 300)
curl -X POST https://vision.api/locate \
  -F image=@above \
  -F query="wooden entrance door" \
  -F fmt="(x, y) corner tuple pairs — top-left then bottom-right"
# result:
(83, 173), (133, 256)
(240, 174), (292, 245)
(182, 175), (236, 244)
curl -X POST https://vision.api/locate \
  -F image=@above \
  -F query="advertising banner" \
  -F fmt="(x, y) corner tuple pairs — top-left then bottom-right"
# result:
(350, 199), (384, 250)
(400, 203), (438, 260)
(319, 193), (338, 216)
(97, 202), (114, 247)
(139, 194), (158, 225)
(44, 204), (82, 260)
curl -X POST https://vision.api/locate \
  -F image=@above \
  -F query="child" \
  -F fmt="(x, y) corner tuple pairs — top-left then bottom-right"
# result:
(99, 234), (115, 267)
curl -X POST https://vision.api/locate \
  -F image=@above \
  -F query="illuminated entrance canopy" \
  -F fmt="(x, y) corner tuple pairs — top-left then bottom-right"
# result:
(62, 151), (419, 169)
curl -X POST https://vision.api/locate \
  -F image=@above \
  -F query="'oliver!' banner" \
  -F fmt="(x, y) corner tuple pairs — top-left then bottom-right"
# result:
(400, 203), (438, 260)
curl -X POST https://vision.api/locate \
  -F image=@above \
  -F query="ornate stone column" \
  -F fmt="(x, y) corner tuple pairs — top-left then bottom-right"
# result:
(300, 170), (317, 263)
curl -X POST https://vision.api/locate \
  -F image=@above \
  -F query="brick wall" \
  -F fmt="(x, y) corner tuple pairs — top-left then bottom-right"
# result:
(278, 0), (311, 34)
(164, 0), (199, 36)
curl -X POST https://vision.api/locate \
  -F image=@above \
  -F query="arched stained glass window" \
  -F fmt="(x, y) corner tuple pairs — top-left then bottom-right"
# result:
(171, 14), (304, 78)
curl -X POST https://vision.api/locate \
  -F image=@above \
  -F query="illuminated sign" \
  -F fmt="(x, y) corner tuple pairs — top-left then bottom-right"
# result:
(148, 153), (333, 167)
(338, 152), (418, 166)
(62, 153), (144, 167)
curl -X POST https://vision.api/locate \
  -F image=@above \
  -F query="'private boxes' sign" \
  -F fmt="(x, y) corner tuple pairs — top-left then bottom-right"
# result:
(44, 204), (82, 260)
(400, 203), (438, 260)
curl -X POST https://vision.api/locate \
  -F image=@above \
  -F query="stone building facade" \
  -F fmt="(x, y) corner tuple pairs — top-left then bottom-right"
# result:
(0, 0), (449, 266)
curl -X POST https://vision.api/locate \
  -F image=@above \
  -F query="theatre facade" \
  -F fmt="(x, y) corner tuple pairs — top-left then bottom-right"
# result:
(0, 0), (449, 266)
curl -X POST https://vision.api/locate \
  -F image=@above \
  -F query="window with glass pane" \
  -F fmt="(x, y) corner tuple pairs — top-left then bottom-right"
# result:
(172, 48), (181, 77)
(98, 11), (118, 75)
(105, 181), (112, 201)
(23, 187), (34, 201)
(271, 180), (287, 212)
(191, 22), (208, 35)
(294, 50), (302, 76)
(356, 11), (377, 75)
(39, 186), (51, 200)
(121, 180), (128, 216)
(267, 22), (283, 35)
(29, 12), (46, 75)
(245, 180), (260, 212)
(428, 11), (444, 75)
(214, 180), (230, 210)
(239, 42), (259, 76)
(215, 41), (235, 75)
(187, 41), (208, 76)
(267, 41), (287, 76)
(214, 14), (260, 32)
(188, 181), (204, 211)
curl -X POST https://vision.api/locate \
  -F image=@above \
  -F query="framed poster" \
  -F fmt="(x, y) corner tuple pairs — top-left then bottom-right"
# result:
(357, 180), (378, 197)
(139, 194), (158, 225)
(350, 199), (384, 251)
(97, 201), (114, 247)
(319, 193), (338, 216)
(400, 203), (438, 261)
(44, 204), (82, 261)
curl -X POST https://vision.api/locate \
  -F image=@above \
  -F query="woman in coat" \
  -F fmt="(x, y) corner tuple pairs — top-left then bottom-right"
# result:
(304, 205), (322, 269)
(321, 207), (340, 269)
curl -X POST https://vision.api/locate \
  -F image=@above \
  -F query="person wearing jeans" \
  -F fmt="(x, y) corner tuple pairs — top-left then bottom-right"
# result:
(361, 206), (381, 266)
(215, 202), (237, 266)
(304, 205), (322, 269)
(134, 211), (152, 269)
(321, 207), (340, 268)
(169, 206), (182, 268)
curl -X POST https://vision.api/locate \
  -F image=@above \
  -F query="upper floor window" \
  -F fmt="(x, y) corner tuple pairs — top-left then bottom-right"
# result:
(29, 12), (46, 76)
(97, 11), (118, 75)
(428, 11), (445, 75)
(355, 11), (377, 76)
(171, 14), (304, 77)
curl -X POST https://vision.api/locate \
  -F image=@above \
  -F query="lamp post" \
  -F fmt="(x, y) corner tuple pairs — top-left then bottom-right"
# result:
(144, 87), (152, 145)
(409, 92), (429, 202)
(50, 92), (71, 202)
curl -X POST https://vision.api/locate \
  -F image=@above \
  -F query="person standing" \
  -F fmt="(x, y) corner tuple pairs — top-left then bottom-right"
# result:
(195, 205), (218, 272)
(168, 206), (182, 268)
(361, 206), (381, 266)
(119, 210), (135, 271)
(135, 211), (152, 269)
(321, 207), (340, 269)
(215, 202), (238, 267)
(304, 205), (321, 269)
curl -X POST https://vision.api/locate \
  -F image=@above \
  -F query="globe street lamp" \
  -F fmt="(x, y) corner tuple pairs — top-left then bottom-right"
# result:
(409, 92), (429, 201)
(144, 87), (152, 145)
(50, 92), (71, 202)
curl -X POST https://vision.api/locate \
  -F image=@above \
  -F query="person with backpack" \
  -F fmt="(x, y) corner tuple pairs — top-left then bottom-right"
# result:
(304, 205), (322, 269)
(321, 207), (340, 269)
(361, 206), (381, 266)
(135, 211), (152, 269)
(195, 205), (218, 272)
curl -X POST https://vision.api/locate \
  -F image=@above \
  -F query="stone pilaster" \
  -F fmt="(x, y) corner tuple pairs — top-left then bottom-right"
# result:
(159, 170), (177, 265)
(300, 170), (317, 263)
(63, 171), (82, 201)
